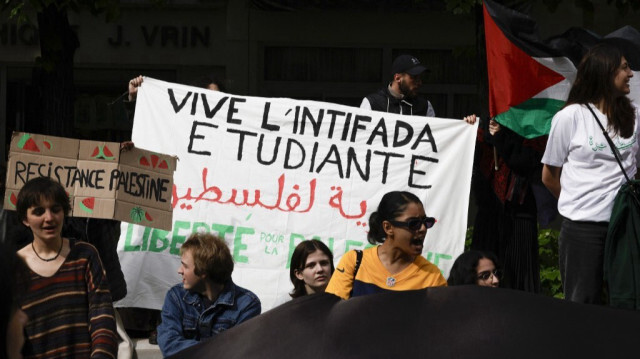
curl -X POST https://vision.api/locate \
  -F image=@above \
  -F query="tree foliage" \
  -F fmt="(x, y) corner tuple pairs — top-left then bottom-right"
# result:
(2, 0), (123, 24)
(1, 0), (164, 137)
(1, 1), (125, 136)
(538, 228), (563, 298)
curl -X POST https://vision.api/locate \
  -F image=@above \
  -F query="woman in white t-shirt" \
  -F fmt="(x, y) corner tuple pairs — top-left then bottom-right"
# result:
(541, 43), (639, 304)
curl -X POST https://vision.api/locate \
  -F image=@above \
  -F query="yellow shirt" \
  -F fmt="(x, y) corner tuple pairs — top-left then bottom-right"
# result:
(325, 246), (447, 299)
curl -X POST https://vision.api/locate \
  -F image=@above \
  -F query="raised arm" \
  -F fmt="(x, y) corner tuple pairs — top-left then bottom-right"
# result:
(124, 75), (143, 121)
(128, 75), (144, 102)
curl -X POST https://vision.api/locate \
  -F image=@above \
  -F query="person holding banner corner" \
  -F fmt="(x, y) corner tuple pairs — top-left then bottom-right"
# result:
(125, 75), (224, 121)
(361, 54), (478, 124)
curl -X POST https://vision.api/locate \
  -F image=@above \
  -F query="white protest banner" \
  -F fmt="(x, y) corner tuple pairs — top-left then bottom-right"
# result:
(116, 77), (477, 310)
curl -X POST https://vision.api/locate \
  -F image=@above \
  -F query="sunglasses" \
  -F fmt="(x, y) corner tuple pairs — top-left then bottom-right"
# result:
(388, 216), (436, 231)
(477, 269), (502, 281)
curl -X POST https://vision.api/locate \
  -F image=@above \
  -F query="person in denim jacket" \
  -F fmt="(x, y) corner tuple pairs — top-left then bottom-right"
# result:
(157, 233), (261, 357)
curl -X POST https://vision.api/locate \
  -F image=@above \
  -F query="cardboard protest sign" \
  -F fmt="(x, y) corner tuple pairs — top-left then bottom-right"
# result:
(116, 77), (477, 310)
(4, 132), (176, 230)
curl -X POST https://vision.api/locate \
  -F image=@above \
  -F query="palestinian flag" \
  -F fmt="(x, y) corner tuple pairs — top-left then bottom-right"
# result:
(484, 0), (640, 139)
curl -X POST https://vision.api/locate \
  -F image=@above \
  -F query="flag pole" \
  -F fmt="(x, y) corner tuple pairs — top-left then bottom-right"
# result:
(490, 117), (499, 171)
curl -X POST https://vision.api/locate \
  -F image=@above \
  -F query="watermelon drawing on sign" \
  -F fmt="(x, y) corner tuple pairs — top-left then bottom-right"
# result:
(151, 154), (159, 168)
(43, 140), (52, 150)
(158, 160), (169, 170)
(79, 197), (95, 214)
(17, 134), (40, 152)
(145, 212), (153, 222)
(91, 146), (100, 157)
(90, 145), (116, 161)
(103, 146), (114, 158)
(7, 192), (17, 208)
(139, 156), (150, 166)
(130, 207), (145, 223)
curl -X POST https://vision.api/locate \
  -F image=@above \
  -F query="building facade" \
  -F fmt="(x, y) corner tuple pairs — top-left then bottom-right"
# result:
(1, 0), (638, 164)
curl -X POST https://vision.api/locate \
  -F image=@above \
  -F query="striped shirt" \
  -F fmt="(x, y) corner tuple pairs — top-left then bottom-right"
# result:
(22, 240), (117, 359)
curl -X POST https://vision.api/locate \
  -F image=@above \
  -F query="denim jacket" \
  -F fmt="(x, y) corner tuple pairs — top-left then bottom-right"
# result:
(157, 280), (261, 357)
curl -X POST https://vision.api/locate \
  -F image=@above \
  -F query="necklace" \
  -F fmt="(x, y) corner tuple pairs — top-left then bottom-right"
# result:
(32, 239), (63, 262)
(386, 276), (396, 287)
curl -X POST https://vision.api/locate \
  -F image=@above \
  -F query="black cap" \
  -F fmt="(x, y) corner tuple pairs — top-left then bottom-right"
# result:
(391, 54), (427, 76)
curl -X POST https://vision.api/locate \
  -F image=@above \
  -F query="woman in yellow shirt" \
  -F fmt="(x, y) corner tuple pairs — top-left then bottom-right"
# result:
(326, 191), (446, 299)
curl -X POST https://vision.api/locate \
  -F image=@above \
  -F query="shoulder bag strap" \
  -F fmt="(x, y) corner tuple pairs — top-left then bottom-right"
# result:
(585, 104), (632, 184)
(353, 249), (363, 279)
(348, 249), (364, 298)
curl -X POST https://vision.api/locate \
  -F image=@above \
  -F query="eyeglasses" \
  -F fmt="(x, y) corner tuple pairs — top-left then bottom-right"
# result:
(388, 216), (436, 231)
(477, 269), (502, 281)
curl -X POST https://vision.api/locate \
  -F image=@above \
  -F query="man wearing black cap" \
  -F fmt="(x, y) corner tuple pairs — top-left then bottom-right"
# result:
(361, 54), (435, 117)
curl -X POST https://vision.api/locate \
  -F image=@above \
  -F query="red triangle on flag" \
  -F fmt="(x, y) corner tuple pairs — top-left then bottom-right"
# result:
(484, 5), (566, 118)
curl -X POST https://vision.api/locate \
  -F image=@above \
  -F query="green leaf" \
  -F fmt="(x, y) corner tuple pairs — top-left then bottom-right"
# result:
(9, 2), (23, 18)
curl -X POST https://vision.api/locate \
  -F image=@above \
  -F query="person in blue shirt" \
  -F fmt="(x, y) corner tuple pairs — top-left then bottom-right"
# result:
(157, 233), (261, 357)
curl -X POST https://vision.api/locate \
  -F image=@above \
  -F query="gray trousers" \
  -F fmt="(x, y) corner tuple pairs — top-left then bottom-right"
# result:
(559, 218), (609, 304)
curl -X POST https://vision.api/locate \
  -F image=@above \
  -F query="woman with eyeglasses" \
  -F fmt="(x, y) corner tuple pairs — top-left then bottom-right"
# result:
(448, 250), (501, 288)
(325, 191), (446, 299)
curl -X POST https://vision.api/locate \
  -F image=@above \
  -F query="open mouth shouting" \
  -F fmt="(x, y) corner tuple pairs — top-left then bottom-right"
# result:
(410, 237), (425, 253)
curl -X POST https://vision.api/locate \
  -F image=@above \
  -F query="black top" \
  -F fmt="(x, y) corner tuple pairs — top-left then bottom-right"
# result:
(365, 87), (432, 116)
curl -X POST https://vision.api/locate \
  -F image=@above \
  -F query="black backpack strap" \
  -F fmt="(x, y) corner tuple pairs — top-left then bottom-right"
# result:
(586, 104), (632, 183)
(348, 250), (363, 298)
(353, 249), (363, 279)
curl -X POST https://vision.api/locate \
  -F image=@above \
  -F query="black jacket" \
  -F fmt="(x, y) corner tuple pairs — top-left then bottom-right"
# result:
(364, 87), (433, 116)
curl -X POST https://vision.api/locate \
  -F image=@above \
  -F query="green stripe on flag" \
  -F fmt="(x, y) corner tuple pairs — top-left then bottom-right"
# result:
(495, 98), (565, 139)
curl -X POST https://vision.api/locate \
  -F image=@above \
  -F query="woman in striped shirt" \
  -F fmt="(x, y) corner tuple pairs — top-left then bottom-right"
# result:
(16, 177), (117, 358)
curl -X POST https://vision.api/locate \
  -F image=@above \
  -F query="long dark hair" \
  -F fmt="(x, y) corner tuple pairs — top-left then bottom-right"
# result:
(448, 250), (499, 286)
(566, 43), (634, 138)
(289, 240), (334, 298)
(367, 191), (423, 245)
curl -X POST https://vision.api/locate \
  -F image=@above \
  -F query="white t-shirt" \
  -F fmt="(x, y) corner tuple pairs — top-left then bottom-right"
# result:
(542, 103), (640, 221)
